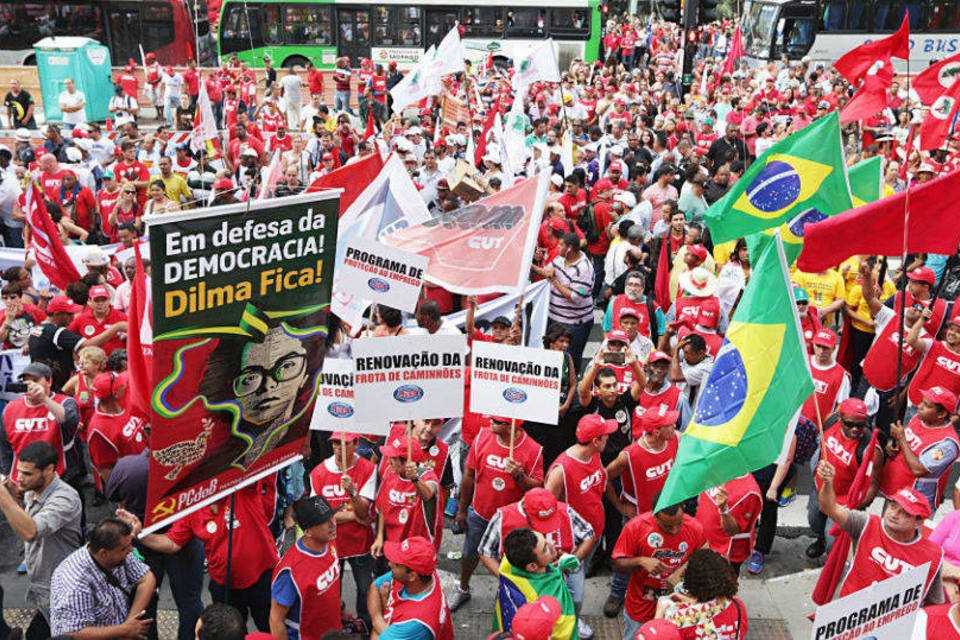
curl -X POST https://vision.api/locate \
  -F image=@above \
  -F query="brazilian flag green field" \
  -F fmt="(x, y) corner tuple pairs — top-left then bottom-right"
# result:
(656, 234), (814, 510)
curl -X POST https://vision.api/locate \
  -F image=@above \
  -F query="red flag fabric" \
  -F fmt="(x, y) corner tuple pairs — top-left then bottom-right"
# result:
(364, 108), (376, 141)
(838, 59), (894, 124)
(24, 184), (82, 290)
(474, 95), (502, 166)
(899, 124), (917, 180)
(913, 52), (960, 104)
(812, 429), (880, 605)
(920, 78), (960, 150)
(306, 152), (384, 215)
(798, 170), (960, 272)
(721, 26), (744, 77)
(654, 232), (672, 312)
(385, 172), (549, 295)
(126, 242), (152, 421)
(834, 12), (910, 83)
(255, 151), (283, 201)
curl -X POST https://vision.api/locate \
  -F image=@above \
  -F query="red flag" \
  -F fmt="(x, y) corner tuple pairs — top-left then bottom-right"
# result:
(919, 78), (960, 150)
(812, 429), (880, 605)
(24, 184), (82, 290)
(838, 59), (894, 124)
(913, 52), (960, 104)
(721, 26), (743, 77)
(364, 107), (376, 141)
(654, 232), (672, 312)
(485, 52), (494, 73)
(474, 94), (502, 166)
(899, 124), (917, 180)
(834, 12), (909, 83)
(306, 152), (385, 215)
(126, 242), (153, 421)
(798, 170), (960, 272)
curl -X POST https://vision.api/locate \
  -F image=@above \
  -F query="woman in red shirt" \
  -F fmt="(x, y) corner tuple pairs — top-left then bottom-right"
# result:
(656, 549), (748, 639)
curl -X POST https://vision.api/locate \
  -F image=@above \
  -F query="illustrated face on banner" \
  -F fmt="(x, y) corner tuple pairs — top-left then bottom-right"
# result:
(234, 329), (308, 425)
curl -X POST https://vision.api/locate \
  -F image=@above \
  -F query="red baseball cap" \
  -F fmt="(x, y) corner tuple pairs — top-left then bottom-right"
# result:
(594, 178), (614, 193)
(92, 371), (128, 400)
(576, 414), (618, 443)
(696, 299), (720, 330)
(921, 386), (958, 413)
(618, 307), (640, 322)
(608, 161), (624, 172)
(837, 398), (868, 419)
(687, 244), (708, 263)
(646, 350), (671, 365)
(383, 536), (437, 574)
(379, 440), (424, 462)
(606, 329), (630, 345)
(547, 217), (568, 232)
(812, 329), (837, 349)
(329, 431), (359, 442)
(632, 407), (679, 436)
(523, 488), (560, 522)
(89, 285), (111, 300)
(890, 487), (932, 519)
(46, 295), (82, 314)
(907, 267), (936, 286)
(488, 415), (523, 428)
(511, 595), (562, 640)
(213, 177), (234, 190)
(636, 619), (682, 639)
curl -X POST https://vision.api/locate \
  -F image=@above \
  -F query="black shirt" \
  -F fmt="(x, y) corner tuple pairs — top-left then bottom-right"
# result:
(571, 389), (638, 465)
(4, 90), (35, 128)
(28, 322), (83, 391)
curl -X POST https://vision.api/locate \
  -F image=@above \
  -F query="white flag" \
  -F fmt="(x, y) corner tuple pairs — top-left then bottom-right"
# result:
(490, 112), (517, 187)
(434, 25), (466, 77)
(389, 45), (438, 113)
(190, 81), (218, 154)
(513, 40), (561, 98)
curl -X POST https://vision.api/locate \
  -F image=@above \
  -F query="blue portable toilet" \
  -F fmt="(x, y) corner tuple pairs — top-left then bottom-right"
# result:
(34, 37), (113, 124)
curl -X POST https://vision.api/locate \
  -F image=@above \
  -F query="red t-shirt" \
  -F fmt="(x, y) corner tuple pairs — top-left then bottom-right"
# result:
(466, 428), (544, 520)
(166, 480), (279, 588)
(63, 185), (97, 231)
(86, 408), (147, 474)
(183, 69), (201, 96)
(40, 169), (70, 202)
(613, 512), (705, 623)
(69, 307), (127, 355)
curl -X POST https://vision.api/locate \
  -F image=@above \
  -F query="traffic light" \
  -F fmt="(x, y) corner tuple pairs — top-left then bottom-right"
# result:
(699, 0), (719, 23)
(682, 0), (699, 31)
(660, 0), (681, 23)
(682, 28), (698, 93)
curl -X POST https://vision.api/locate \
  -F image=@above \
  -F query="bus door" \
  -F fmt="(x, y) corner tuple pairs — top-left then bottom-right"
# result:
(337, 8), (371, 63)
(424, 9), (459, 49)
(107, 3), (144, 64)
(773, 2), (818, 59)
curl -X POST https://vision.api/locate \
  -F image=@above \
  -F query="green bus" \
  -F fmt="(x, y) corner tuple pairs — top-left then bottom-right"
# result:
(217, 0), (602, 70)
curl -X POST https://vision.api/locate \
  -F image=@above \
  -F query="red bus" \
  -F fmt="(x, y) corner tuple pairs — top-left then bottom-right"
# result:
(0, 0), (215, 66)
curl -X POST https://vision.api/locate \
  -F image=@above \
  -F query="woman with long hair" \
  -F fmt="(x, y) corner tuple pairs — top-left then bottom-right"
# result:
(656, 548), (748, 639)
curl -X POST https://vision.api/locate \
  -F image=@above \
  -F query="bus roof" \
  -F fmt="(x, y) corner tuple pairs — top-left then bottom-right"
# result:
(230, 0), (595, 6)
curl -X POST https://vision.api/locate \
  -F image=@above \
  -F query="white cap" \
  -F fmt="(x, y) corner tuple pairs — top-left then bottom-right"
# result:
(584, 142), (598, 153)
(394, 137), (413, 152)
(82, 247), (110, 266)
(65, 147), (82, 162)
(14, 128), (31, 142)
(609, 145), (625, 157)
(613, 191), (637, 208)
(406, 126), (422, 136)
(550, 174), (564, 187)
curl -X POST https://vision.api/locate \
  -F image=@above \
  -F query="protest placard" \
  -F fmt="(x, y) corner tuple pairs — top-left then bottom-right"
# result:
(470, 341), (563, 424)
(338, 236), (428, 313)
(352, 334), (466, 425)
(810, 563), (928, 640)
(143, 191), (339, 532)
(309, 358), (360, 434)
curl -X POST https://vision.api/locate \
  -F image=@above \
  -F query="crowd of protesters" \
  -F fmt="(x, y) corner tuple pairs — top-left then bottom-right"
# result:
(2, 7), (960, 640)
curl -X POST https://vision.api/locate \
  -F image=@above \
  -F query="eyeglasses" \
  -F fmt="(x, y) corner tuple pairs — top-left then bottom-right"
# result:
(233, 352), (306, 397)
(2, 294), (18, 300)
(840, 419), (866, 429)
(123, 190), (136, 194)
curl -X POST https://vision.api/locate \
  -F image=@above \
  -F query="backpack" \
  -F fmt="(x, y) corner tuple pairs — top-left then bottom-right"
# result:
(578, 201), (601, 244)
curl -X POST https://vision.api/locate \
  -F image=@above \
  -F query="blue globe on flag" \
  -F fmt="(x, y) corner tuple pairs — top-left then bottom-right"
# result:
(745, 160), (801, 213)
(786, 208), (828, 238)
(694, 339), (748, 426)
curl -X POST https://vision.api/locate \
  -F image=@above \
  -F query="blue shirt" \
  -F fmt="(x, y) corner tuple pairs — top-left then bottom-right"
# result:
(373, 573), (434, 640)
(271, 539), (335, 640)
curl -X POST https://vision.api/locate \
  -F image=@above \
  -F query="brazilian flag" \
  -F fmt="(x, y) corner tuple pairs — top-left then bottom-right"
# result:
(494, 557), (576, 639)
(656, 233), (814, 510)
(706, 112), (853, 245)
(848, 155), (884, 206)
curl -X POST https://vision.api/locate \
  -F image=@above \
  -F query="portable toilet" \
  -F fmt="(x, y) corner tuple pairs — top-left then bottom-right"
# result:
(34, 37), (112, 124)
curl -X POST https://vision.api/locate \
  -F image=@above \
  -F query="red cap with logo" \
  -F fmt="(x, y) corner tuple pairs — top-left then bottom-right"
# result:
(511, 595), (562, 640)
(632, 407), (679, 436)
(890, 487), (932, 519)
(576, 414), (618, 443)
(606, 329), (630, 344)
(837, 398), (868, 419)
(646, 350), (671, 364)
(379, 440), (424, 462)
(89, 285), (111, 300)
(812, 329), (837, 349)
(329, 431), (359, 442)
(47, 296), (82, 314)
(523, 488), (561, 523)
(383, 536), (437, 574)
(696, 297), (720, 330)
(687, 244), (708, 264)
(907, 267), (936, 286)
(921, 385), (958, 413)
(618, 307), (640, 322)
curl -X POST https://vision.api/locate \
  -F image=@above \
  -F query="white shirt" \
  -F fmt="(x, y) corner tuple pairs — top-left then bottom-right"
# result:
(58, 90), (87, 125)
(280, 74), (303, 108)
(109, 94), (137, 126)
(161, 72), (183, 101)
(0, 167), (23, 227)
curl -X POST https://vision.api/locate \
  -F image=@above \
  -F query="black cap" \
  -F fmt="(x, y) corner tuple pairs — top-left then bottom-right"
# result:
(19, 362), (53, 381)
(491, 316), (512, 327)
(292, 495), (335, 530)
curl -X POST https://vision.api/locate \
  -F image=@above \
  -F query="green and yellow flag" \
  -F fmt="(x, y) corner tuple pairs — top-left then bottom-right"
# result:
(656, 233), (814, 510)
(706, 112), (853, 245)
(848, 155), (884, 206)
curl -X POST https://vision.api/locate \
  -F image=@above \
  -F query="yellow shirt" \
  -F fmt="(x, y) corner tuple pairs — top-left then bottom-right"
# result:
(838, 256), (861, 290)
(845, 280), (896, 333)
(792, 269), (846, 324)
(713, 240), (735, 267)
(162, 174), (193, 208)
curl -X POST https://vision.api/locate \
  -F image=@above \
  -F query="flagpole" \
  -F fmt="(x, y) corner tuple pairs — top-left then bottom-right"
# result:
(892, 41), (913, 428)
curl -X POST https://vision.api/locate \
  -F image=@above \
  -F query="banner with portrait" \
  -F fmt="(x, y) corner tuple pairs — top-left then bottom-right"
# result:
(143, 191), (339, 532)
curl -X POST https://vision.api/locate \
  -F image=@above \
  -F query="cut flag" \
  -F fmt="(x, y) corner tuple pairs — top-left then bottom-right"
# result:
(834, 12), (910, 84)
(126, 242), (153, 421)
(839, 59), (894, 124)
(306, 151), (385, 214)
(721, 25), (744, 77)
(919, 78), (960, 151)
(24, 184), (82, 290)
(655, 233), (814, 510)
(798, 169), (960, 272)
(705, 111), (851, 245)
(912, 52), (960, 104)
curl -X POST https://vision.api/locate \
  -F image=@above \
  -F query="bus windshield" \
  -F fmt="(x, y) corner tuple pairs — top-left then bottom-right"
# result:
(743, 2), (780, 59)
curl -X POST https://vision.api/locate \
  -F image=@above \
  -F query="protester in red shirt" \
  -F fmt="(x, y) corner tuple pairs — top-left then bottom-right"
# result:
(85, 371), (146, 488)
(696, 475), (762, 574)
(0, 283), (45, 349)
(60, 171), (98, 235)
(68, 285), (128, 355)
(371, 440), (443, 556)
(38, 154), (71, 202)
(114, 142), (151, 206)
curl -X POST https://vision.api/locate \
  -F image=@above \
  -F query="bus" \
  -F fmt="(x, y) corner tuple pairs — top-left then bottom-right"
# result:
(0, 0), (215, 66)
(217, 0), (602, 71)
(742, 0), (960, 70)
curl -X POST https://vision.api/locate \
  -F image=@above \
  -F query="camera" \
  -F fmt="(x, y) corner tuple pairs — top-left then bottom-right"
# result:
(603, 351), (625, 365)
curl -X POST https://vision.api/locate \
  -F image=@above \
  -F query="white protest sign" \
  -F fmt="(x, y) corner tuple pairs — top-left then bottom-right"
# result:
(811, 563), (928, 640)
(339, 236), (428, 313)
(309, 358), (362, 433)
(470, 341), (563, 424)
(352, 334), (466, 424)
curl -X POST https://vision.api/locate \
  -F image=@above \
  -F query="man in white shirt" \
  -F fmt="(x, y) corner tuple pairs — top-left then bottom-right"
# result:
(280, 67), (304, 132)
(160, 67), (183, 128)
(0, 146), (23, 248)
(108, 85), (138, 128)
(58, 78), (87, 129)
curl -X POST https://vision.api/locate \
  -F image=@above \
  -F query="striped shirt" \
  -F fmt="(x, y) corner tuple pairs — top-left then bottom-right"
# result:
(548, 253), (595, 325)
(50, 546), (149, 635)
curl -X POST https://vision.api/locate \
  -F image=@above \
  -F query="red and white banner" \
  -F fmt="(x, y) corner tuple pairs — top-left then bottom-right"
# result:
(386, 171), (549, 295)
(24, 184), (82, 290)
(307, 152), (385, 215)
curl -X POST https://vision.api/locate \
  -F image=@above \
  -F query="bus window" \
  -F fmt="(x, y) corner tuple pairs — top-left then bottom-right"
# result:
(425, 9), (458, 48)
(873, 2), (922, 31)
(372, 6), (421, 46)
(926, 1), (960, 31)
(506, 8), (546, 37)
(462, 8), (504, 38)
(0, 3), (104, 50)
(550, 8), (590, 37)
(821, 1), (868, 31)
(109, 5), (144, 63)
(264, 4), (282, 45)
(143, 3), (177, 52)
(284, 4), (332, 45)
(220, 3), (262, 52)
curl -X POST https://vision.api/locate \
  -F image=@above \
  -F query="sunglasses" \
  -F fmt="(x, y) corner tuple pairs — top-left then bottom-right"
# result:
(123, 190), (136, 194)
